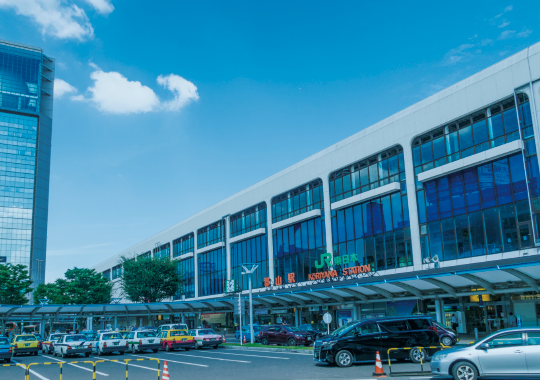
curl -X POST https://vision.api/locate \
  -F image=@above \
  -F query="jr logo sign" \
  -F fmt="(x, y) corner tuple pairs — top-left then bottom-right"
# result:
(314, 253), (333, 269)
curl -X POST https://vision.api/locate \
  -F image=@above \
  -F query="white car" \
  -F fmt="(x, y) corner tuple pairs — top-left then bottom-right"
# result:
(95, 332), (128, 356)
(189, 329), (223, 349)
(43, 333), (67, 354)
(53, 334), (92, 358)
(125, 330), (161, 353)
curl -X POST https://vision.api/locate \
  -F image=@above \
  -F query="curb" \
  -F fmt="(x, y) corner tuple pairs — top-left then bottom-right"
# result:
(221, 345), (313, 355)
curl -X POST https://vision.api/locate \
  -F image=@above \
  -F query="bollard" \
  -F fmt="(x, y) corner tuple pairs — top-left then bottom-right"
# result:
(474, 327), (479, 342)
(126, 360), (128, 380)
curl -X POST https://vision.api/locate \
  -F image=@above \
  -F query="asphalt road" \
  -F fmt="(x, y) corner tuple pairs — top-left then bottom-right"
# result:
(2, 347), (445, 380)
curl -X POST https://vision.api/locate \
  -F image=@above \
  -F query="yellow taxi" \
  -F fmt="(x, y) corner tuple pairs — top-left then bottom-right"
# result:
(158, 329), (195, 352)
(11, 334), (40, 356)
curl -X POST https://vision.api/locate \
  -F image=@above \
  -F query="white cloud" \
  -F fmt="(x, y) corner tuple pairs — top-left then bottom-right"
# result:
(499, 30), (516, 40)
(74, 67), (160, 114)
(498, 19), (510, 28)
(499, 28), (532, 40)
(53, 78), (77, 98)
(517, 28), (533, 38)
(73, 65), (199, 115)
(504, 5), (513, 12)
(441, 43), (475, 65)
(82, 0), (113, 15)
(157, 74), (199, 111)
(0, 0), (94, 40)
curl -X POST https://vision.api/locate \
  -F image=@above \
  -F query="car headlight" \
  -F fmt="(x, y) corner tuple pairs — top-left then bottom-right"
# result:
(431, 353), (448, 362)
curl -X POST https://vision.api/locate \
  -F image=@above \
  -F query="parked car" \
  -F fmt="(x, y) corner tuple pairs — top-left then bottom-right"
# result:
(432, 321), (459, 346)
(95, 332), (128, 356)
(156, 324), (188, 336)
(299, 324), (327, 340)
(43, 333), (67, 354)
(0, 337), (12, 363)
(259, 325), (314, 346)
(53, 334), (92, 358)
(121, 332), (130, 339)
(235, 325), (263, 342)
(431, 327), (540, 380)
(10, 334), (40, 356)
(189, 329), (223, 349)
(125, 330), (161, 353)
(314, 316), (440, 368)
(158, 329), (195, 352)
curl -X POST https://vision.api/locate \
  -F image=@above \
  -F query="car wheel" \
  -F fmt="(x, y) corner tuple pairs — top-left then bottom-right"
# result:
(287, 338), (297, 346)
(213, 345), (218, 349)
(441, 336), (453, 346)
(152, 349), (159, 353)
(335, 350), (353, 368)
(452, 361), (478, 380)
(61, 350), (67, 359)
(194, 343), (199, 350)
(34, 351), (38, 356)
(119, 351), (124, 355)
(5, 358), (10, 363)
(98, 348), (103, 356)
(53, 351), (57, 357)
(261, 337), (268, 345)
(85, 352), (90, 357)
(165, 344), (171, 352)
(409, 347), (427, 363)
(185, 348), (190, 351)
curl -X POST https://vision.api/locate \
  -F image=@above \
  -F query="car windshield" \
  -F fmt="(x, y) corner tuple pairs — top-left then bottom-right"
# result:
(138, 332), (157, 338)
(173, 325), (188, 330)
(66, 335), (86, 342)
(199, 329), (215, 335)
(169, 331), (185, 337)
(34, 334), (42, 340)
(286, 327), (301, 332)
(432, 321), (446, 329)
(102, 333), (122, 340)
(16, 336), (36, 342)
(85, 334), (97, 340)
(301, 325), (315, 331)
(329, 321), (358, 336)
(0, 338), (8, 344)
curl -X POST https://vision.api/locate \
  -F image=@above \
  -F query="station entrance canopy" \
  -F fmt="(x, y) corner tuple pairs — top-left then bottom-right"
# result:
(1, 256), (539, 320)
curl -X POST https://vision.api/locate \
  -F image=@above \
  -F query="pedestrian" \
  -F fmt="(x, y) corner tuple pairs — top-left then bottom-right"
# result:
(509, 313), (517, 327)
(451, 314), (459, 331)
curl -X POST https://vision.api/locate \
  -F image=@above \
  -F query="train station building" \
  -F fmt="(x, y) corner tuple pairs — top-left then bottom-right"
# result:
(92, 42), (540, 335)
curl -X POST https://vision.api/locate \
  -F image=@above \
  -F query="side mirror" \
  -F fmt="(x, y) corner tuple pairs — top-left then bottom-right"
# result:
(479, 343), (490, 350)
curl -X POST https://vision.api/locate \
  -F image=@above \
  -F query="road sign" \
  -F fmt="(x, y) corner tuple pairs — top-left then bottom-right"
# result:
(235, 296), (245, 315)
(226, 279), (237, 293)
(323, 312), (332, 324)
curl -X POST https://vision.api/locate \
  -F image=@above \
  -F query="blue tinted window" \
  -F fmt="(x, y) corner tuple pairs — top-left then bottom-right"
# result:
(483, 208), (502, 254)
(381, 195), (393, 232)
(473, 121), (488, 145)
(493, 159), (512, 205)
(232, 235), (269, 290)
(450, 172), (466, 215)
(459, 126), (473, 150)
(421, 142), (433, 164)
(428, 221), (442, 258)
(479, 164), (496, 208)
(503, 108), (518, 133)
(509, 155), (528, 201)
(441, 218), (457, 260)
(454, 214), (471, 258)
(425, 181), (439, 222)
(417, 190), (427, 224)
(272, 179), (323, 223)
(488, 113), (504, 139)
(437, 177), (452, 219)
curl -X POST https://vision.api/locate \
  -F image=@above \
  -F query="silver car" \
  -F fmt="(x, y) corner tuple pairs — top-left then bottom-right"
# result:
(431, 327), (540, 380)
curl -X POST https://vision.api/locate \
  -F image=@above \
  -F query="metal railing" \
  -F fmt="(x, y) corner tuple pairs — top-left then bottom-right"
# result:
(386, 345), (449, 377)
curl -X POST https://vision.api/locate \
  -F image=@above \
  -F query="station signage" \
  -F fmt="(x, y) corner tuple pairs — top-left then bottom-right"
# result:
(263, 252), (376, 291)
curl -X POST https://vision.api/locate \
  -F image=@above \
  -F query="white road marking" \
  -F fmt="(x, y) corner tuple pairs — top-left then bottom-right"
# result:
(11, 359), (50, 380)
(42, 354), (109, 376)
(98, 357), (159, 371)
(128, 354), (209, 367)
(168, 352), (250, 363)
(207, 351), (289, 359)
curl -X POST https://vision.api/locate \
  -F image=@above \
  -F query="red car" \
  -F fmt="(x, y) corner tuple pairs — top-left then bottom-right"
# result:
(259, 325), (314, 346)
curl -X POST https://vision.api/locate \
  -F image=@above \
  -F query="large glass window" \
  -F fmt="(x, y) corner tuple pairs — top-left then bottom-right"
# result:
(331, 189), (412, 271)
(173, 233), (194, 258)
(418, 154), (534, 260)
(153, 243), (170, 259)
(176, 257), (195, 299)
(112, 264), (122, 280)
(271, 179), (323, 223)
(272, 216), (326, 282)
(198, 247), (226, 297)
(138, 251), (151, 260)
(197, 220), (225, 249)
(329, 146), (405, 203)
(102, 269), (111, 280)
(0, 44), (42, 114)
(231, 202), (267, 237)
(231, 234), (269, 290)
(413, 96), (522, 192)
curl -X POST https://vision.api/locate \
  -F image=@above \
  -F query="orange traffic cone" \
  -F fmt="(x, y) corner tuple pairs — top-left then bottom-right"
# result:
(243, 335), (247, 344)
(162, 360), (169, 380)
(373, 351), (387, 377)
(222, 335), (226, 343)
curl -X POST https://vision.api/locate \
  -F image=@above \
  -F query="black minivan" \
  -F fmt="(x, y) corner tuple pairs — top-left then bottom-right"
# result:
(314, 316), (440, 368)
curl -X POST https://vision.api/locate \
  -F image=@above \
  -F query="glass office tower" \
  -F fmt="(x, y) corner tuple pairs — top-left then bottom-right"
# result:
(0, 40), (54, 286)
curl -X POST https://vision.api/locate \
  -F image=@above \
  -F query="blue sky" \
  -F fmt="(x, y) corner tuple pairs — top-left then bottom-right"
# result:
(0, 0), (538, 281)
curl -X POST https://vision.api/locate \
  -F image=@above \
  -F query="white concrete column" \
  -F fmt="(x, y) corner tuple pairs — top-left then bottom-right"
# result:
(295, 308), (300, 327)
(402, 144), (423, 270)
(435, 299), (445, 324)
(224, 215), (231, 281)
(321, 177), (334, 256)
(266, 199), (275, 281)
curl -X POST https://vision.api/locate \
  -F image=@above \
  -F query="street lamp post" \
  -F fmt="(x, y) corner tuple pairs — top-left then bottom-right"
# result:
(241, 263), (258, 344)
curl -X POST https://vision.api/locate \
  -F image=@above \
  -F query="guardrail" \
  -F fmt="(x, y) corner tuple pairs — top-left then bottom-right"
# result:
(19, 358), (160, 380)
(386, 345), (449, 377)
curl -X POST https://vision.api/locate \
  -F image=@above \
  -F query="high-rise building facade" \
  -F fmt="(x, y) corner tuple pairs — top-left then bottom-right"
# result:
(0, 40), (54, 286)
(94, 43), (540, 332)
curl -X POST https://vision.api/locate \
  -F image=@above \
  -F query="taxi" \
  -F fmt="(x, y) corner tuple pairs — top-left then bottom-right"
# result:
(11, 334), (40, 356)
(158, 329), (195, 352)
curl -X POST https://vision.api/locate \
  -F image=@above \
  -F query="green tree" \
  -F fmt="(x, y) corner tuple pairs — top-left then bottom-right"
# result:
(0, 263), (33, 305)
(33, 268), (112, 305)
(120, 255), (179, 303)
